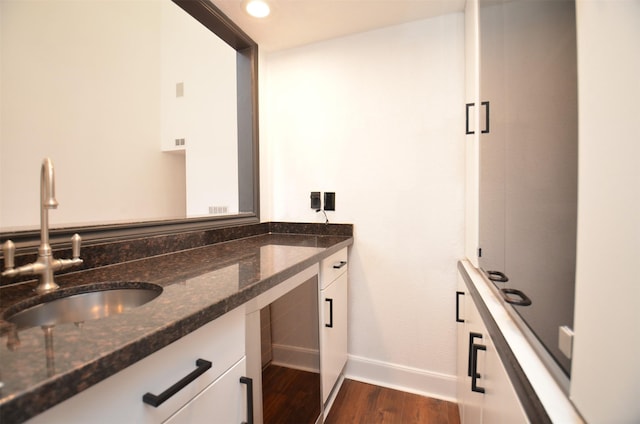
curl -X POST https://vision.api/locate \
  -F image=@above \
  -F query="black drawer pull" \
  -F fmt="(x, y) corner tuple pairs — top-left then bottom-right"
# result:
(487, 270), (509, 283)
(240, 376), (254, 424)
(501, 288), (532, 306)
(471, 343), (487, 393)
(468, 332), (483, 377)
(333, 261), (347, 269)
(456, 291), (465, 323)
(142, 359), (212, 407)
(325, 298), (334, 328)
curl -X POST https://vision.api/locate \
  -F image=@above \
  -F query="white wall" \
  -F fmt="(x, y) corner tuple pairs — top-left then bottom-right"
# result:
(261, 13), (465, 400)
(571, 1), (640, 422)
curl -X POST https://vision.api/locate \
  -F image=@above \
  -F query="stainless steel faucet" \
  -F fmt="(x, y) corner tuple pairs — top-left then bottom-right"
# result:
(2, 158), (83, 294)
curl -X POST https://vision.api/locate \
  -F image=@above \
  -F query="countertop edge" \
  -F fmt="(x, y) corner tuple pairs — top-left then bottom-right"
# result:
(457, 259), (583, 424)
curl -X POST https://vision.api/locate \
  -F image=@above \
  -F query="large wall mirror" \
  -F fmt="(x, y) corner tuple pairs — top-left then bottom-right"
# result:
(0, 0), (259, 247)
(477, 0), (578, 379)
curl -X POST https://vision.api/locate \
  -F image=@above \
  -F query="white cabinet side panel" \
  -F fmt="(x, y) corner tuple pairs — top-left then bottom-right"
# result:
(571, 1), (640, 423)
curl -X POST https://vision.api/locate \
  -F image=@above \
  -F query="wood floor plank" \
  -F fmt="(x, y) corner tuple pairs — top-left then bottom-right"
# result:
(329, 379), (370, 423)
(262, 365), (321, 424)
(326, 379), (461, 424)
(264, 372), (461, 424)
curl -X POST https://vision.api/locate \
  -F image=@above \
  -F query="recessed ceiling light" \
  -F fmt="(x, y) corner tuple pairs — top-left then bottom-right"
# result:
(245, 0), (270, 18)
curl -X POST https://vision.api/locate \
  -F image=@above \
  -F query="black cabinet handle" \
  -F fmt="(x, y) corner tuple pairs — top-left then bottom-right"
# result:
(333, 261), (347, 269)
(142, 359), (212, 407)
(500, 288), (532, 306)
(466, 101), (490, 134)
(471, 343), (487, 393)
(481, 101), (490, 134)
(325, 298), (334, 328)
(240, 376), (254, 424)
(465, 103), (475, 135)
(456, 291), (465, 323)
(487, 270), (509, 283)
(467, 332), (483, 377)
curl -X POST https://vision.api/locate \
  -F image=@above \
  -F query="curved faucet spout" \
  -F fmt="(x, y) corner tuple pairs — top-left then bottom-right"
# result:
(41, 158), (58, 210)
(39, 158), (58, 259)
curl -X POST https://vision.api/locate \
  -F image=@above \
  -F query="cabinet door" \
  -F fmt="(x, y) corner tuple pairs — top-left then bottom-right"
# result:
(464, 0), (481, 267)
(457, 273), (528, 424)
(455, 278), (470, 423)
(320, 272), (348, 404)
(461, 292), (485, 424)
(481, 336), (528, 424)
(164, 357), (249, 424)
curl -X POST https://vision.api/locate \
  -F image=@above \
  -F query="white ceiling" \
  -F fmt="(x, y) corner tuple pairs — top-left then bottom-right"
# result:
(210, 0), (466, 52)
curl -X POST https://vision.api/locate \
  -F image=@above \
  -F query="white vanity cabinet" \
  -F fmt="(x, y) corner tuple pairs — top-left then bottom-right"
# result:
(27, 306), (250, 424)
(455, 275), (527, 424)
(319, 248), (348, 408)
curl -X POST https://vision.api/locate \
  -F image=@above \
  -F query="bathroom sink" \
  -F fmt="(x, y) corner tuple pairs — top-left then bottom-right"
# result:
(4, 282), (162, 330)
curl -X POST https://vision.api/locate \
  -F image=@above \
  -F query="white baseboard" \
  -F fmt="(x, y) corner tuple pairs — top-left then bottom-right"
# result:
(271, 343), (320, 373)
(345, 354), (458, 403)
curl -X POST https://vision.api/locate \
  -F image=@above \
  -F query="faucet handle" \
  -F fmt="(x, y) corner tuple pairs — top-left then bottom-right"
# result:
(71, 234), (82, 259)
(2, 240), (15, 271)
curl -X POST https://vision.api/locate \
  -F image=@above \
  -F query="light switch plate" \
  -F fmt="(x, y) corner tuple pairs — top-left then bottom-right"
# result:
(558, 325), (574, 359)
(310, 192), (321, 210)
(324, 192), (335, 211)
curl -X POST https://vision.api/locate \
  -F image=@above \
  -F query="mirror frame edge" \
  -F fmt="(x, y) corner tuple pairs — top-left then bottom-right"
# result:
(0, 0), (260, 253)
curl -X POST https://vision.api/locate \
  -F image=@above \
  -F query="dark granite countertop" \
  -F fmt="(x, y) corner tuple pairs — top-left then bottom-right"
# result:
(0, 231), (352, 423)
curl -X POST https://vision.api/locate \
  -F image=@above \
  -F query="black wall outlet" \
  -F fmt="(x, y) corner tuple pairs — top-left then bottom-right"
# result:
(324, 192), (336, 211)
(310, 192), (321, 209)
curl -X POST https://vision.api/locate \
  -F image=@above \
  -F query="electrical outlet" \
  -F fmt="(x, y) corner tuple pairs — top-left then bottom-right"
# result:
(310, 192), (321, 210)
(324, 192), (335, 211)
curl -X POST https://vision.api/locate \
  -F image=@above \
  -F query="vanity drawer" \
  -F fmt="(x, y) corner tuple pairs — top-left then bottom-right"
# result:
(28, 305), (246, 424)
(320, 248), (348, 290)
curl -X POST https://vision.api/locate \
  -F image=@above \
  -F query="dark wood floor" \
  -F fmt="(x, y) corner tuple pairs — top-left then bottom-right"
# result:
(326, 379), (461, 424)
(262, 364), (322, 424)
(262, 364), (460, 424)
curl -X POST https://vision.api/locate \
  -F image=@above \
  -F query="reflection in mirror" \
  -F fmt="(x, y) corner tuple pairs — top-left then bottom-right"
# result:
(0, 0), (258, 237)
(478, 0), (577, 377)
